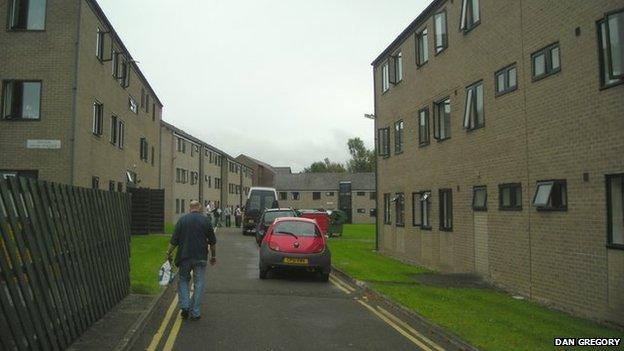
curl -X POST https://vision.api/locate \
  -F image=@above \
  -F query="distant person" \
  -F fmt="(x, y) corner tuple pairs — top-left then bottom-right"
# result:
(234, 205), (242, 227)
(214, 206), (222, 227)
(224, 206), (232, 227)
(165, 200), (217, 321)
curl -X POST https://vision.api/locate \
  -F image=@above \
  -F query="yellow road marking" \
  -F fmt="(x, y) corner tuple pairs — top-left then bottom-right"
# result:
(356, 299), (434, 351)
(147, 294), (179, 351)
(377, 306), (446, 351)
(162, 314), (183, 351)
(329, 277), (351, 294)
(330, 275), (355, 292)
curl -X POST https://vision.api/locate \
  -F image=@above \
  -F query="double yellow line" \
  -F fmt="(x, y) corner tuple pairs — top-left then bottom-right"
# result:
(330, 274), (445, 351)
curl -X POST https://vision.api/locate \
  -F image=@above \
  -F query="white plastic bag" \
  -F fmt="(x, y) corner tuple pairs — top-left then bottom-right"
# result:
(158, 260), (175, 286)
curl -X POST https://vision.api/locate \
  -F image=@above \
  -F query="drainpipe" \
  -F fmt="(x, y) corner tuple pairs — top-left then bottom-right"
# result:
(69, 0), (83, 185)
(372, 67), (380, 251)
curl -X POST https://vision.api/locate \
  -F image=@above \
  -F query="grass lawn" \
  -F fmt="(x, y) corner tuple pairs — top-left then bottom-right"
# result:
(130, 234), (172, 295)
(329, 224), (623, 351)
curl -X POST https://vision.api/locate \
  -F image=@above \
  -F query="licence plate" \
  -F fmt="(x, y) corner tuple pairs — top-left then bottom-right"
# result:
(283, 257), (308, 265)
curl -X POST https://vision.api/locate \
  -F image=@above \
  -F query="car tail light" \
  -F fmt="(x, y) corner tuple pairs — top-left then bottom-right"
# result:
(311, 239), (325, 253)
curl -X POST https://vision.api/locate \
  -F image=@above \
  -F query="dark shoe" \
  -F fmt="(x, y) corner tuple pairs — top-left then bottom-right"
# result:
(180, 309), (189, 319)
(189, 315), (201, 321)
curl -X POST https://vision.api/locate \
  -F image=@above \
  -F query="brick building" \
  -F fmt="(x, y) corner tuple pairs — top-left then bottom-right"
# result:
(275, 170), (376, 224)
(0, 0), (162, 190)
(235, 154), (277, 187)
(373, 0), (623, 325)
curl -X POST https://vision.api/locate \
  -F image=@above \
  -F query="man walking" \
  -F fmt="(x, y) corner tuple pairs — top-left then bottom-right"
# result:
(224, 206), (232, 227)
(234, 205), (242, 227)
(165, 200), (217, 321)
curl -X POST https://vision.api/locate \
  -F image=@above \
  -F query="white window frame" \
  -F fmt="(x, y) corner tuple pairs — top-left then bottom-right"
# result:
(463, 81), (484, 130)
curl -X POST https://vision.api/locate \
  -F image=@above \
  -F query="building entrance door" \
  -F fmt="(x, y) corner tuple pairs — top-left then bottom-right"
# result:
(474, 212), (489, 278)
(338, 181), (352, 224)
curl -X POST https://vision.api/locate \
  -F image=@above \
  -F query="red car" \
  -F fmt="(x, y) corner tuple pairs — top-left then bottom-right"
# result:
(259, 217), (331, 281)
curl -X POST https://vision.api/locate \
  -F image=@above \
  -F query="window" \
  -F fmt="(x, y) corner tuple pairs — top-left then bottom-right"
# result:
(190, 172), (198, 185)
(215, 178), (221, 189)
(177, 138), (185, 153)
(495, 64), (518, 96)
(313, 192), (321, 200)
(460, 0), (480, 32)
(383, 193), (391, 224)
(418, 107), (430, 146)
(152, 103), (156, 121)
(129, 97), (138, 114)
(112, 50), (119, 77)
(389, 52), (403, 84)
(439, 189), (452, 231)
(139, 138), (148, 161)
(292, 192), (300, 200)
(434, 10), (448, 54)
(92, 176), (99, 190)
(473, 186), (487, 211)
(394, 120), (404, 154)
(357, 209), (366, 214)
(110, 115), (118, 145)
(96, 28), (106, 61)
(532, 43), (560, 80)
(433, 98), (451, 141)
(381, 61), (390, 92)
(108, 181), (115, 191)
(357, 192), (365, 196)
(395, 193), (405, 227)
(8, 0), (46, 30)
(118, 120), (125, 149)
(370, 192), (376, 200)
(413, 191), (431, 228)
(151, 146), (155, 166)
(597, 11), (624, 88)
(377, 127), (390, 156)
(326, 192), (334, 196)
(181, 199), (185, 213)
(0, 170), (38, 180)
(416, 28), (428, 66)
(2, 80), (41, 120)
(499, 183), (522, 210)
(279, 192), (287, 200)
(146, 95), (150, 113)
(463, 81), (484, 130)
(607, 174), (624, 248)
(121, 59), (130, 88)
(532, 180), (567, 211)
(92, 102), (103, 136)
(175, 199), (180, 214)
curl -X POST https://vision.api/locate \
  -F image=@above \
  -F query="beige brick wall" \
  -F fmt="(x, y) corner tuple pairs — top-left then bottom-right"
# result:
(374, 0), (623, 324)
(73, 1), (162, 190)
(0, 0), (80, 184)
(201, 149), (222, 206)
(277, 190), (376, 224)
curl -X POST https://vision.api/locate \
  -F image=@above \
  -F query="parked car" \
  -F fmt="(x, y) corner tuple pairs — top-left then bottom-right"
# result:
(297, 210), (330, 236)
(259, 217), (331, 281)
(242, 187), (278, 235)
(255, 208), (297, 245)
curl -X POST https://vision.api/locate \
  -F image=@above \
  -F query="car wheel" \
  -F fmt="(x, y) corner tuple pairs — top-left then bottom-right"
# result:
(319, 272), (329, 282)
(259, 268), (269, 279)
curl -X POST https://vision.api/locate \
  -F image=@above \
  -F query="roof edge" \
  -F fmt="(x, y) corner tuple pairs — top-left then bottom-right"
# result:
(371, 0), (445, 67)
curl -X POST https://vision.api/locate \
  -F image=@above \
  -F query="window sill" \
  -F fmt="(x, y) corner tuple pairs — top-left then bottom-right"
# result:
(384, 222), (392, 225)
(499, 207), (523, 211)
(435, 137), (451, 143)
(419, 142), (430, 148)
(1, 117), (41, 122)
(599, 79), (624, 90)
(461, 21), (480, 35)
(532, 68), (561, 82)
(396, 224), (405, 228)
(421, 226), (432, 231)
(535, 206), (568, 212)
(416, 61), (428, 69)
(6, 28), (46, 32)
(607, 243), (624, 250)
(434, 47), (447, 57)
(473, 207), (487, 211)
(495, 86), (518, 98)
(394, 151), (403, 155)
(466, 125), (485, 132)
(440, 227), (453, 232)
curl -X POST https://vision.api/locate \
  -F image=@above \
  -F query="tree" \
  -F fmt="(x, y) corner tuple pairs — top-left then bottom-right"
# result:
(346, 137), (375, 173)
(303, 158), (346, 173)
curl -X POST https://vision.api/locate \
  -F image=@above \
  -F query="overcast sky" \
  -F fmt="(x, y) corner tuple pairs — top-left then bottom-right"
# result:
(98, 0), (428, 172)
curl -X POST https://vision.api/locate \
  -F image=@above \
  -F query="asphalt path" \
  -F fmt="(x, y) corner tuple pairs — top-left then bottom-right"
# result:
(132, 227), (424, 351)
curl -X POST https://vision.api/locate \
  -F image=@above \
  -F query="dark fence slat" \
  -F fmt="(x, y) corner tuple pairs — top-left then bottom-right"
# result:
(0, 177), (131, 349)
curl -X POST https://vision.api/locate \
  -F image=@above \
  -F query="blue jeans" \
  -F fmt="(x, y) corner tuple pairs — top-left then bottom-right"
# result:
(177, 260), (207, 317)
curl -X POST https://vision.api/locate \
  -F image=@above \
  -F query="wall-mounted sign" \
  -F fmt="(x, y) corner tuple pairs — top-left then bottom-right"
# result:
(26, 139), (61, 149)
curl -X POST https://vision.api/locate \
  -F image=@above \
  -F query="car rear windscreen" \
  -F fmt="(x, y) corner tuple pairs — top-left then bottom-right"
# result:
(263, 211), (294, 224)
(274, 221), (319, 237)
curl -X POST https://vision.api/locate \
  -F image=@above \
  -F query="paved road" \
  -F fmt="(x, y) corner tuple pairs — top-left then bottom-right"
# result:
(132, 227), (435, 351)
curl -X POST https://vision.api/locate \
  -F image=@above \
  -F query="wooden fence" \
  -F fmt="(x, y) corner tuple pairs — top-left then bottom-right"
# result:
(129, 188), (164, 234)
(0, 176), (131, 350)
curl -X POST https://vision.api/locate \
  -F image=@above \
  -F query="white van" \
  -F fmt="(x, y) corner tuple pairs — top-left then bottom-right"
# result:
(242, 187), (279, 234)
